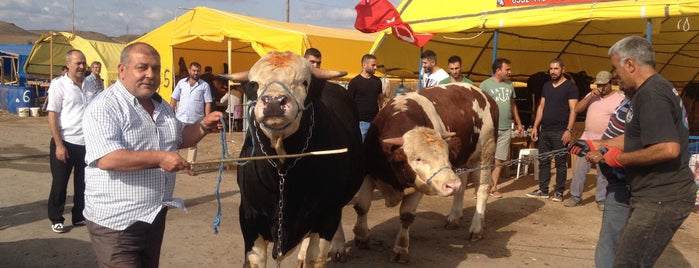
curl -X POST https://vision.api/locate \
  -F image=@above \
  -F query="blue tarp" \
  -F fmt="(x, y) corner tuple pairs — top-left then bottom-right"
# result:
(0, 44), (33, 86)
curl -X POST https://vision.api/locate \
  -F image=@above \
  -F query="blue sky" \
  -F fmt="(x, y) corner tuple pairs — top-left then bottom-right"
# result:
(0, 0), (403, 37)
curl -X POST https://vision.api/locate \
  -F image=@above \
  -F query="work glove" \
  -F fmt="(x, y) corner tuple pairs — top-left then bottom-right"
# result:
(568, 139), (596, 157)
(602, 146), (624, 168)
(598, 161), (626, 183)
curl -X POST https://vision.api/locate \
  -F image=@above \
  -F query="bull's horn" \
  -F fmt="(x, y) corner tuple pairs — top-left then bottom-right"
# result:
(382, 137), (404, 146)
(218, 71), (249, 81)
(312, 68), (347, 79)
(441, 132), (456, 139)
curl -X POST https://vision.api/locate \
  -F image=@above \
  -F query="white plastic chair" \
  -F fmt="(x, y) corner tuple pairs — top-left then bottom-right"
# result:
(515, 148), (539, 179)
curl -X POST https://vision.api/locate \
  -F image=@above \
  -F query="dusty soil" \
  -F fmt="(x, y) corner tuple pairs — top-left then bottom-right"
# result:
(1, 110), (698, 268)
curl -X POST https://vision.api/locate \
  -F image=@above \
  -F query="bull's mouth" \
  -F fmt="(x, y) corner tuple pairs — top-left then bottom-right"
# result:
(259, 116), (294, 131)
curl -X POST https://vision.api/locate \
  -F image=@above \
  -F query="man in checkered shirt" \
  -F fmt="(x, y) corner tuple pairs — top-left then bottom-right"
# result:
(82, 42), (222, 267)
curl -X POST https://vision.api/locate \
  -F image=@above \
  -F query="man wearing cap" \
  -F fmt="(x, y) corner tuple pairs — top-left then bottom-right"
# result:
(564, 71), (624, 209)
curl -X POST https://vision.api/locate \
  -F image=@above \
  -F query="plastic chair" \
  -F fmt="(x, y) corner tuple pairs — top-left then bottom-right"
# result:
(515, 148), (539, 179)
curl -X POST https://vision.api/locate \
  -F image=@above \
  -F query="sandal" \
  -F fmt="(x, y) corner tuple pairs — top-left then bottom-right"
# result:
(489, 191), (503, 198)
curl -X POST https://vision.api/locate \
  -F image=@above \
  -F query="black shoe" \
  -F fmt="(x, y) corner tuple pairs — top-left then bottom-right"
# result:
(73, 220), (86, 226)
(526, 189), (549, 198)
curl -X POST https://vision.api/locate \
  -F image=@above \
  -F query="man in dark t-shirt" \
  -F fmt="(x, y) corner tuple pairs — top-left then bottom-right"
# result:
(528, 59), (579, 202)
(585, 36), (697, 267)
(347, 54), (383, 142)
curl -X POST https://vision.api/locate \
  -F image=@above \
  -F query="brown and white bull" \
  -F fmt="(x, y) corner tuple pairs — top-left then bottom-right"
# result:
(221, 51), (364, 268)
(349, 83), (498, 262)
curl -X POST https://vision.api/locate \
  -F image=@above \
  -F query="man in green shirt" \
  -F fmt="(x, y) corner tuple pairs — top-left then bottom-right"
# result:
(439, 55), (474, 85)
(480, 58), (523, 198)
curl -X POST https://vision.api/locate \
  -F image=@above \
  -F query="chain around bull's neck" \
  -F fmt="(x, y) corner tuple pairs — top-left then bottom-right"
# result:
(255, 105), (315, 172)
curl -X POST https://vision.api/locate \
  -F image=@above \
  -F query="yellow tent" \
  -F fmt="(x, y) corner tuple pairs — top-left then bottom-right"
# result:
(24, 32), (125, 89)
(133, 6), (378, 100)
(371, 0), (699, 87)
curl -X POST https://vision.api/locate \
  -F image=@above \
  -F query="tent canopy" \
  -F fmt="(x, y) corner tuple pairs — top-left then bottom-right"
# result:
(371, 0), (699, 87)
(0, 44), (33, 85)
(23, 32), (124, 89)
(133, 6), (378, 100)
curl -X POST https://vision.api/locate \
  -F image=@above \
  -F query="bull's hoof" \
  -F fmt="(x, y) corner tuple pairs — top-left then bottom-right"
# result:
(444, 221), (460, 230)
(390, 251), (411, 263)
(354, 238), (370, 249)
(469, 232), (484, 241)
(328, 250), (348, 263)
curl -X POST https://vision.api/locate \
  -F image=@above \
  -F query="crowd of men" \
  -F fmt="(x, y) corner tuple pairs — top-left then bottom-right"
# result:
(41, 35), (696, 267)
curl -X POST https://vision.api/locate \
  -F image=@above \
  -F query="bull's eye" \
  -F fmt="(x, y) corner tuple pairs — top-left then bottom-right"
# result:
(414, 158), (422, 163)
(303, 80), (308, 87)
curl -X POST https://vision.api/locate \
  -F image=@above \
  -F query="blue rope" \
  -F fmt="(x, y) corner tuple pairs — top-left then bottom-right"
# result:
(212, 116), (228, 234)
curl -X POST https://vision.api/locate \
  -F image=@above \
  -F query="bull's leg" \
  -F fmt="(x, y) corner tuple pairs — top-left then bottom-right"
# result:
(392, 192), (423, 263)
(470, 168), (489, 241)
(244, 235), (268, 268)
(352, 175), (375, 249)
(446, 172), (468, 229)
(296, 237), (310, 267)
(328, 224), (348, 262)
(302, 233), (332, 268)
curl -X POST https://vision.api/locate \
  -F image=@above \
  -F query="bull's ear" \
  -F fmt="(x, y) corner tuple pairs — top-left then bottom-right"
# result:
(307, 76), (324, 102)
(243, 81), (258, 100)
(445, 137), (462, 162)
(382, 137), (404, 146)
(441, 131), (456, 140)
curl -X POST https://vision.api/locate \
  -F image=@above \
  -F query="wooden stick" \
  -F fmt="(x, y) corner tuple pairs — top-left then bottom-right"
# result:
(190, 148), (348, 166)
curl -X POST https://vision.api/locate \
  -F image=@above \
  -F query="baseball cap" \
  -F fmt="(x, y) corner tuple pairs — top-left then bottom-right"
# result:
(595, 71), (612, 84)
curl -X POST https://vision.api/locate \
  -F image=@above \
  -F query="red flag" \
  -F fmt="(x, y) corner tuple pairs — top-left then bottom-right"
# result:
(354, 0), (433, 47)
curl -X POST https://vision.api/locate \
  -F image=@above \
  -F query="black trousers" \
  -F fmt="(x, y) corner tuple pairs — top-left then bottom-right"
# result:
(48, 138), (86, 224)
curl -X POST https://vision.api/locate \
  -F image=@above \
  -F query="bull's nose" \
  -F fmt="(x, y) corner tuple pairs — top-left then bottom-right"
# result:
(444, 180), (461, 194)
(261, 95), (289, 117)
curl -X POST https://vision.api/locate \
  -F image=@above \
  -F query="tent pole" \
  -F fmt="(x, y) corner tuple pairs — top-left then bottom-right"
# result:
(646, 19), (652, 43)
(492, 30), (499, 76)
(418, 47), (423, 90)
(49, 32), (53, 80)
(227, 38), (233, 134)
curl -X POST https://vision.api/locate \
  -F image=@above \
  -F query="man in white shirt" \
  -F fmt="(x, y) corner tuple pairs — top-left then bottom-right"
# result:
(170, 62), (213, 166)
(420, 50), (449, 88)
(46, 49), (100, 233)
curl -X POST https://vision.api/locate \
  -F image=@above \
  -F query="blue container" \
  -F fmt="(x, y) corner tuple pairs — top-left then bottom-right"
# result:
(0, 84), (7, 111)
(5, 85), (35, 114)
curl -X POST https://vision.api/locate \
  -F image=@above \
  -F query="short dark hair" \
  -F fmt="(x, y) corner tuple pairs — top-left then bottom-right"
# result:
(421, 50), (436, 61)
(361, 54), (376, 64)
(492, 58), (511, 73)
(304, 48), (322, 59)
(550, 58), (564, 68)
(447, 55), (462, 64)
(190, 62), (201, 69)
(204, 66), (212, 73)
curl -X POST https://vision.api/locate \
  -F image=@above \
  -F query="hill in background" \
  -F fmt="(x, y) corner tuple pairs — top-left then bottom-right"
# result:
(0, 21), (140, 44)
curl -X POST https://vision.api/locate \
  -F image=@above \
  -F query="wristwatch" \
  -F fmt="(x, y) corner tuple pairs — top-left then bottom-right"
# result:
(566, 128), (573, 132)
(200, 121), (212, 134)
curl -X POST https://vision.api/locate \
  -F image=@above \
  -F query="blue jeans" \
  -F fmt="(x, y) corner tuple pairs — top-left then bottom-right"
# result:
(595, 183), (630, 268)
(537, 130), (567, 194)
(614, 196), (695, 267)
(359, 121), (371, 142)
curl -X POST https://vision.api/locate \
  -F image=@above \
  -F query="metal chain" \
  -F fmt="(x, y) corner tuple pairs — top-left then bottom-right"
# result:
(453, 147), (570, 175)
(254, 106), (315, 263)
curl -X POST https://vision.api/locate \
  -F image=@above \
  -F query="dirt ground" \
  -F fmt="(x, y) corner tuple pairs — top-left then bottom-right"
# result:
(1, 110), (698, 268)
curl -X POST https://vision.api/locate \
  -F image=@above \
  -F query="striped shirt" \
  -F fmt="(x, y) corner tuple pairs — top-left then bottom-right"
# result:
(82, 80), (184, 230)
(602, 98), (631, 140)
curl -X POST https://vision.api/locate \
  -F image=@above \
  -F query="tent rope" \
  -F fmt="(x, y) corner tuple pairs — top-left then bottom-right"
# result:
(442, 31), (485, 41)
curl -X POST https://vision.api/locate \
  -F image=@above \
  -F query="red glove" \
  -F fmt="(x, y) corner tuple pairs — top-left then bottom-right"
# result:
(603, 146), (624, 167)
(568, 139), (596, 157)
